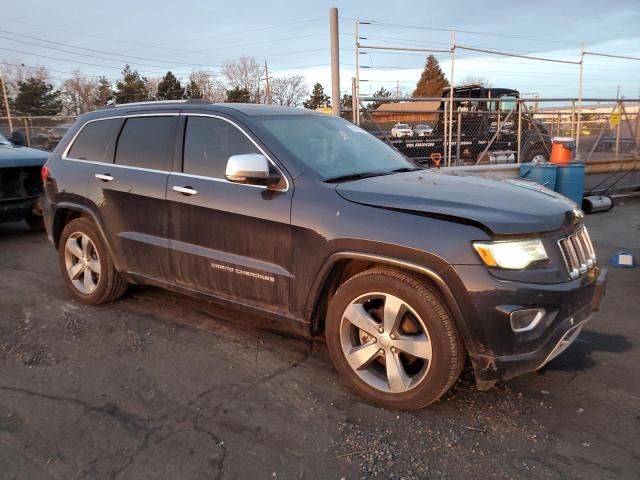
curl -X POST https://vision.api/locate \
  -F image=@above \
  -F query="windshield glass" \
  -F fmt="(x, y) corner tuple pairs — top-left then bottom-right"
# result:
(255, 115), (413, 180)
(396, 124), (410, 128)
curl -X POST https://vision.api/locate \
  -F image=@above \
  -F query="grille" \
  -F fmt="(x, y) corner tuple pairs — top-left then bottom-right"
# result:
(558, 227), (597, 280)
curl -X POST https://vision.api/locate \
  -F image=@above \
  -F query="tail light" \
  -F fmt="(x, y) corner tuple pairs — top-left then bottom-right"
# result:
(41, 164), (50, 184)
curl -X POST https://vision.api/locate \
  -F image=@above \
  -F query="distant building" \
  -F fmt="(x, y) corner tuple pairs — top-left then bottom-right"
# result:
(372, 101), (441, 124)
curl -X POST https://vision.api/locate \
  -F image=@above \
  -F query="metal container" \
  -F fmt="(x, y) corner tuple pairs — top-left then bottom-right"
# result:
(555, 162), (586, 205)
(519, 162), (558, 190)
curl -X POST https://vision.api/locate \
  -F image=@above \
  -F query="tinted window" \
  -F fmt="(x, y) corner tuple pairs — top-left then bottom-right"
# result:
(67, 119), (121, 162)
(183, 116), (259, 178)
(115, 116), (177, 170)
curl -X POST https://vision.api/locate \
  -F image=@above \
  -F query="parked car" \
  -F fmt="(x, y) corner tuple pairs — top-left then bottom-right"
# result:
(413, 124), (433, 137)
(0, 132), (48, 230)
(391, 123), (413, 138)
(42, 101), (606, 410)
(46, 126), (71, 150)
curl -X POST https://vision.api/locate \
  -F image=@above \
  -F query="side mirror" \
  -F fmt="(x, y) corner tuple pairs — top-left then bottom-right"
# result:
(225, 153), (279, 187)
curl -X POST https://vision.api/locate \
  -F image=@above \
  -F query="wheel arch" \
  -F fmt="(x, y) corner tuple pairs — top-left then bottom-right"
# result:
(308, 252), (470, 345)
(52, 203), (112, 256)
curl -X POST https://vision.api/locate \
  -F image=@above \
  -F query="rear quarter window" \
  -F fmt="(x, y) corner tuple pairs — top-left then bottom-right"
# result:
(67, 118), (122, 162)
(115, 116), (178, 171)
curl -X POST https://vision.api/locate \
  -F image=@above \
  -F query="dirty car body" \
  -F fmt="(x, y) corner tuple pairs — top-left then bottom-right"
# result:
(42, 102), (606, 407)
(0, 133), (48, 226)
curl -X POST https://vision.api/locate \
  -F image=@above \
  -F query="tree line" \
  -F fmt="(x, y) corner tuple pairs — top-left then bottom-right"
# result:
(1, 54), (474, 117)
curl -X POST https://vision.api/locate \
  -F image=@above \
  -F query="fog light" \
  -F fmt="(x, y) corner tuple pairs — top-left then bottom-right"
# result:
(510, 309), (545, 333)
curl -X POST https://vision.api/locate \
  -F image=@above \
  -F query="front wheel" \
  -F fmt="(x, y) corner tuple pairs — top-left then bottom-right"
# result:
(325, 268), (465, 410)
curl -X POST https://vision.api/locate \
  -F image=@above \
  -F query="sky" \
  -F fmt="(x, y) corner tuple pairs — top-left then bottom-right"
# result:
(2, 0), (639, 101)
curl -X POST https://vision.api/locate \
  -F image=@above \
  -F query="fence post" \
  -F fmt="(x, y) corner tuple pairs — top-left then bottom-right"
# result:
(456, 110), (461, 164)
(570, 100), (576, 138)
(517, 99), (522, 162)
(443, 98), (448, 166)
(576, 44), (584, 154)
(24, 118), (31, 147)
(615, 100), (621, 159)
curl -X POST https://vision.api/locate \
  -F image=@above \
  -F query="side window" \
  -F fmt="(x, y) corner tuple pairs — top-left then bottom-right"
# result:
(183, 116), (259, 178)
(115, 116), (177, 170)
(67, 118), (122, 162)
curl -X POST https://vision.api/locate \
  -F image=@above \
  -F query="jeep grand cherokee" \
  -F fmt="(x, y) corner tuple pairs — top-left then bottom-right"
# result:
(42, 101), (606, 410)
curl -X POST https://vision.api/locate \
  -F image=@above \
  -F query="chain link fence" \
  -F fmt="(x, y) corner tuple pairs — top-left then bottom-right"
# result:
(0, 116), (76, 151)
(355, 97), (640, 167)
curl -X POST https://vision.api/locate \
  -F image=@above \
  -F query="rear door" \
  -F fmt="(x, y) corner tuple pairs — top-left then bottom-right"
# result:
(85, 113), (178, 280)
(167, 113), (293, 314)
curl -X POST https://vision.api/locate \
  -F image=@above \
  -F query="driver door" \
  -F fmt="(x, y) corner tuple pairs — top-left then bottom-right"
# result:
(167, 114), (293, 314)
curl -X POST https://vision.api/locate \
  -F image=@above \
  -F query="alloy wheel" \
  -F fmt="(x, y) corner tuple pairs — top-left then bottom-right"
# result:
(339, 292), (433, 393)
(64, 232), (101, 294)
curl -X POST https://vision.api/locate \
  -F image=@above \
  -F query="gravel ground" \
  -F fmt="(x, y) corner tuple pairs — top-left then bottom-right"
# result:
(0, 195), (639, 479)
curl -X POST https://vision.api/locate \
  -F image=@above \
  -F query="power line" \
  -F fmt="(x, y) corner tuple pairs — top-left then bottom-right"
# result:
(114, 17), (325, 53)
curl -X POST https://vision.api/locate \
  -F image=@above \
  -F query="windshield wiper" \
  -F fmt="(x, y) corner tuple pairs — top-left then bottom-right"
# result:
(389, 167), (423, 173)
(324, 171), (394, 183)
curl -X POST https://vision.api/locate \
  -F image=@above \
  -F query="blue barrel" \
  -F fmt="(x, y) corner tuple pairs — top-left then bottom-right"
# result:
(555, 162), (585, 205)
(519, 163), (557, 190)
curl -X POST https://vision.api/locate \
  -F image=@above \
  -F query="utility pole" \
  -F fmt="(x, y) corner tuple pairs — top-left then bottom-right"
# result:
(0, 69), (12, 133)
(329, 7), (340, 116)
(576, 42), (585, 154)
(396, 79), (400, 98)
(264, 60), (271, 104)
(355, 20), (360, 125)
(351, 77), (357, 123)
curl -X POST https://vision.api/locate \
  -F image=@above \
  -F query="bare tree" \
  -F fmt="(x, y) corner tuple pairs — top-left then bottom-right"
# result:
(189, 70), (225, 102)
(222, 56), (263, 103)
(269, 75), (307, 107)
(3, 63), (50, 96)
(60, 70), (100, 115)
(144, 77), (162, 100)
(458, 75), (492, 87)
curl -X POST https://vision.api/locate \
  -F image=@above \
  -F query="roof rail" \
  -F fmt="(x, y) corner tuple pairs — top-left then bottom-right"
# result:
(106, 99), (211, 108)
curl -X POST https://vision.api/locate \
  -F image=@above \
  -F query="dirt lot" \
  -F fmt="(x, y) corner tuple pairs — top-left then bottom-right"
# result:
(1, 196), (639, 480)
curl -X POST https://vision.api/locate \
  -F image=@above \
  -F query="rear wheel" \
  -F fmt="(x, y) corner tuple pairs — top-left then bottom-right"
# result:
(58, 217), (128, 305)
(325, 268), (464, 410)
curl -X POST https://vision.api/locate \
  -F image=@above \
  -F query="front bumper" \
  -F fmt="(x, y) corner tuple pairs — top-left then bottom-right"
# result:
(0, 197), (39, 223)
(442, 264), (607, 388)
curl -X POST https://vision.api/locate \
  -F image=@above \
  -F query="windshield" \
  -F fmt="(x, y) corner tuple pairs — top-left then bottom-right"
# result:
(255, 115), (414, 180)
(396, 124), (410, 128)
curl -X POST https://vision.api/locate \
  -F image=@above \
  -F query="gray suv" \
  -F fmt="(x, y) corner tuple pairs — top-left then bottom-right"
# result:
(42, 101), (606, 410)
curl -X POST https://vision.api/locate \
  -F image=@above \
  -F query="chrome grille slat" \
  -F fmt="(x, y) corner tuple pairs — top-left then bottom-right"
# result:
(557, 227), (596, 280)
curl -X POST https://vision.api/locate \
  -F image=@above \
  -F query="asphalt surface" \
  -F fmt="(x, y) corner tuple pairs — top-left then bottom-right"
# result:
(1, 196), (639, 480)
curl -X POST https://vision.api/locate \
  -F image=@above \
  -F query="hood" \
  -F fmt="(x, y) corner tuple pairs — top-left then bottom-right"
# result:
(0, 143), (49, 168)
(336, 170), (579, 235)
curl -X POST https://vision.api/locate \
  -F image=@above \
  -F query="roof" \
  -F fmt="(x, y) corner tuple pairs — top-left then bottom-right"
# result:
(374, 101), (440, 112)
(100, 100), (315, 117)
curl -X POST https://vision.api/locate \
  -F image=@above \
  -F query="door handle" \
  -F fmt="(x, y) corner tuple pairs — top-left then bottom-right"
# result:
(95, 173), (114, 182)
(172, 185), (198, 196)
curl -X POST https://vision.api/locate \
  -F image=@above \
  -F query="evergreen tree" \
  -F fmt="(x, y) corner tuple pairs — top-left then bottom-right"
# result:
(185, 79), (203, 99)
(303, 83), (330, 110)
(94, 76), (113, 107)
(114, 65), (149, 104)
(412, 55), (450, 97)
(226, 86), (251, 103)
(369, 87), (392, 109)
(12, 78), (62, 115)
(157, 71), (184, 100)
(340, 93), (353, 111)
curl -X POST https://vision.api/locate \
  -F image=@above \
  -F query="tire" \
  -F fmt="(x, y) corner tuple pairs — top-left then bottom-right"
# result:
(25, 212), (45, 231)
(526, 148), (548, 163)
(325, 268), (465, 410)
(58, 217), (128, 305)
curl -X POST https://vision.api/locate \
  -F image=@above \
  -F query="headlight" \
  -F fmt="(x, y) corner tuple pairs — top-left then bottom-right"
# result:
(473, 239), (548, 269)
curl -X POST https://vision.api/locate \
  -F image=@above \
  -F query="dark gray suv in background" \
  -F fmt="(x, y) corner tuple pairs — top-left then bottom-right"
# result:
(42, 101), (606, 410)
